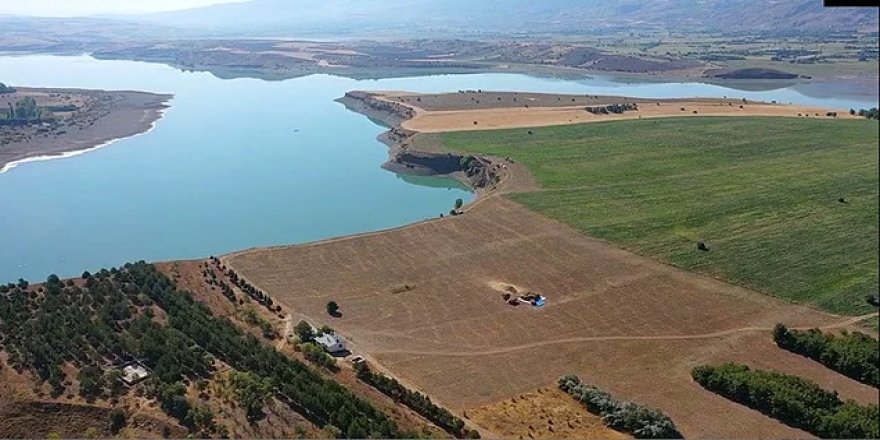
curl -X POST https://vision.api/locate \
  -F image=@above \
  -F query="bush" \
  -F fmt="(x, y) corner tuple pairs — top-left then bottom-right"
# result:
(773, 324), (879, 387)
(300, 342), (338, 371)
(326, 301), (340, 316)
(558, 375), (681, 439)
(109, 408), (127, 434)
(692, 363), (879, 438)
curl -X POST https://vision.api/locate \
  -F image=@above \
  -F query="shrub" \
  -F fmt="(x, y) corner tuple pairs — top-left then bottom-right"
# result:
(300, 342), (338, 371)
(692, 363), (879, 438)
(326, 301), (340, 316)
(109, 408), (127, 434)
(558, 374), (680, 438)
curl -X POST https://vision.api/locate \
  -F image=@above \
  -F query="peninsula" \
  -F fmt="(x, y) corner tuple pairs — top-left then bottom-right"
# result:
(0, 85), (171, 172)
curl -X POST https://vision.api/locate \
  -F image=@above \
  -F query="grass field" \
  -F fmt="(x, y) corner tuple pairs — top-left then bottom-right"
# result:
(438, 117), (879, 315)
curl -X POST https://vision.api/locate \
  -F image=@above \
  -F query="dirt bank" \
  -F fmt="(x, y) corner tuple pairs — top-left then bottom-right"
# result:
(0, 87), (172, 172)
(338, 91), (508, 194)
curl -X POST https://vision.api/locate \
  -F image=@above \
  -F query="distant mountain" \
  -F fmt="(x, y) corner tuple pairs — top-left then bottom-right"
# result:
(140, 0), (879, 37)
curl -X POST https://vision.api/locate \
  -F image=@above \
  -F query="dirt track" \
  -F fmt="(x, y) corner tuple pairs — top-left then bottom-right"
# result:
(226, 196), (878, 439)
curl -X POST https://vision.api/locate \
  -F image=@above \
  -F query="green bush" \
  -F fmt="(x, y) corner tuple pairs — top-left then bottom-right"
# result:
(692, 363), (879, 438)
(558, 375), (681, 439)
(300, 342), (338, 371)
(773, 324), (879, 387)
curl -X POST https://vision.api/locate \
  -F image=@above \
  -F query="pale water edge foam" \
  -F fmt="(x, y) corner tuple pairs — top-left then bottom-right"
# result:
(0, 100), (173, 174)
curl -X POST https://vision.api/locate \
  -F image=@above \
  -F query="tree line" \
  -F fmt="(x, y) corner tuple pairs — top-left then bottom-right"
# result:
(2, 97), (44, 122)
(558, 374), (681, 439)
(692, 363), (879, 438)
(850, 108), (879, 120)
(773, 324), (878, 387)
(355, 361), (480, 439)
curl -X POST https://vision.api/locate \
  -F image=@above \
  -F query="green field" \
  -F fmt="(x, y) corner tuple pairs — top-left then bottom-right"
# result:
(438, 117), (879, 315)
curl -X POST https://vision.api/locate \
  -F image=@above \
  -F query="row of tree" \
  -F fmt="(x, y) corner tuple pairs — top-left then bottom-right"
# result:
(128, 262), (404, 438)
(692, 363), (879, 438)
(3, 97), (44, 122)
(773, 324), (878, 387)
(0, 82), (14, 94)
(355, 362), (480, 439)
(210, 256), (280, 313)
(558, 374), (681, 439)
(850, 108), (879, 120)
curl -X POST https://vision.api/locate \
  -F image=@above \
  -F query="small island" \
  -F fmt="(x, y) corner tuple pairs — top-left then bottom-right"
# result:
(0, 83), (172, 171)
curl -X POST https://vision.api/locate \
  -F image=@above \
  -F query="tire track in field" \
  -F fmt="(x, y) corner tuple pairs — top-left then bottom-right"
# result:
(373, 313), (879, 358)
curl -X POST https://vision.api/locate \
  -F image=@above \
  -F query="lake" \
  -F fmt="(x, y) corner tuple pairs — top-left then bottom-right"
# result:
(0, 54), (876, 282)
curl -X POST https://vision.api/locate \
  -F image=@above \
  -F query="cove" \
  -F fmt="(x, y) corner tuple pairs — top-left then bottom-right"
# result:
(0, 55), (876, 281)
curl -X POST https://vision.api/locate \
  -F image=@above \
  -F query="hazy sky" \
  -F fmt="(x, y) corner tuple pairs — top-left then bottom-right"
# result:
(0, 0), (250, 17)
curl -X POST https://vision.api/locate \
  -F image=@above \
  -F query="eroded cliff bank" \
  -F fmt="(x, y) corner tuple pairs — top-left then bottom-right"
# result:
(337, 91), (500, 192)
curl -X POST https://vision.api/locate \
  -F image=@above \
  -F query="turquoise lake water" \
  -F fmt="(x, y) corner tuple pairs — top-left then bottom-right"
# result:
(0, 55), (877, 281)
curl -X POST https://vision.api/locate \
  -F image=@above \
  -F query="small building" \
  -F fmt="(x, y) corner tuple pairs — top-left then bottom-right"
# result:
(118, 361), (151, 386)
(316, 333), (347, 354)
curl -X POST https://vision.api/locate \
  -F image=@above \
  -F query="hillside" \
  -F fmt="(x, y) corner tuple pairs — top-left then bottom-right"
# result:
(140, 0), (879, 36)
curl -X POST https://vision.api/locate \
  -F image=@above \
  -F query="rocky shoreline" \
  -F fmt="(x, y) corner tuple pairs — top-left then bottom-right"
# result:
(337, 91), (500, 193)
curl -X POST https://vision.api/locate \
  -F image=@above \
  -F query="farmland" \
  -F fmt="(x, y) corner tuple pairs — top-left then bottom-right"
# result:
(227, 195), (878, 438)
(436, 117), (879, 315)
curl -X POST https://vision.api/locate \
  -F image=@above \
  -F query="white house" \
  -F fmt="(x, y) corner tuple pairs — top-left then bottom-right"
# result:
(315, 333), (347, 354)
(118, 361), (151, 386)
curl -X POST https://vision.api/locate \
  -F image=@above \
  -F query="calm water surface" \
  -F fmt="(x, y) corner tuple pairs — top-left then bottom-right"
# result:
(0, 55), (876, 281)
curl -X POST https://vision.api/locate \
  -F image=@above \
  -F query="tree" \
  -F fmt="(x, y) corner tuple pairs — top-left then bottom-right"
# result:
(13, 97), (41, 121)
(294, 320), (314, 342)
(82, 271), (92, 279)
(326, 301), (340, 317)
(0, 82), (14, 94)
(109, 408), (128, 434)
(229, 371), (272, 422)
(186, 405), (217, 435)
(77, 365), (106, 401)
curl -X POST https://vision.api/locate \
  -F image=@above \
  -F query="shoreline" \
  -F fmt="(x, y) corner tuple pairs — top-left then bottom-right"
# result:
(0, 103), (170, 174)
(0, 88), (173, 174)
(336, 92), (506, 198)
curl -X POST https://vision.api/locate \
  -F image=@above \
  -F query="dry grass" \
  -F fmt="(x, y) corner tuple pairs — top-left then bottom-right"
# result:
(467, 387), (629, 440)
(227, 197), (878, 438)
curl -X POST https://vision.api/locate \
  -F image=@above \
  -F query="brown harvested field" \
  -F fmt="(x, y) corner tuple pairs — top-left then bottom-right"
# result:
(371, 91), (855, 133)
(227, 196), (879, 438)
(467, 387), (629, 440)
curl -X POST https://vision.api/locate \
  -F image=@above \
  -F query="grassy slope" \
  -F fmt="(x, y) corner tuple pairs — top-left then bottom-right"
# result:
(439, 117), (879, 315)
